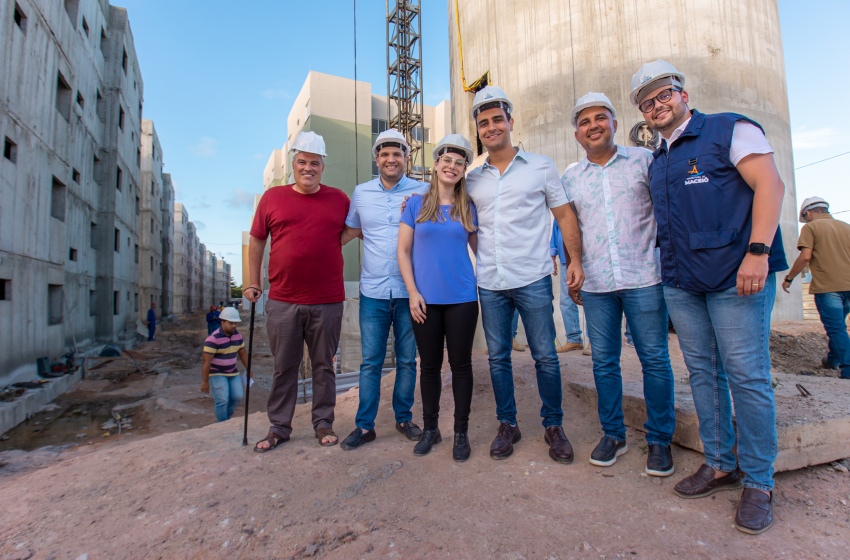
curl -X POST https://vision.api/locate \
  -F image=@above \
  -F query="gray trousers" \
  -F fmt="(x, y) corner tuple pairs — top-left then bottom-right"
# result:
(266, 299), (344, 439)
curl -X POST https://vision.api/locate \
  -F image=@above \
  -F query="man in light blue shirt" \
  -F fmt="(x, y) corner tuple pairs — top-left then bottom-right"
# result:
(467, 86), (584, 464)
(339, 130), (426, 450)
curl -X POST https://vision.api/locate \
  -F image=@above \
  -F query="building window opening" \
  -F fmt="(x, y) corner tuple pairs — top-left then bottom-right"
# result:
(48, 284), (64, 325)
(63, 0), (79, 24)
(134, 243), (139, 263)
(96, 90), (105, 122)
(14, 3), (27, 33)
(51, 176), (67, 221)
(122, 48), (128, 73)
(3, 138), (16, 163)
(82, 17), (89, 37)
(89, 290), (96, 316)
(113, 291), (119, 315)
(134, 292), (138, 312)
(72, 168), (81, 183)
(76, 91), (84, 109)
(69, 247), (78, 261)
(56, 72), (72, 121)
(116, 165), (122, 190)
(118, 106), (125, 130)
(0, 279), (9, 301)
(114, 228), (120, 252)
(90, 222), (98, 249)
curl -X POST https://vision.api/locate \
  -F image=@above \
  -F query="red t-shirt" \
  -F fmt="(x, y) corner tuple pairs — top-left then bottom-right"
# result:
(250, 184), (350, 304)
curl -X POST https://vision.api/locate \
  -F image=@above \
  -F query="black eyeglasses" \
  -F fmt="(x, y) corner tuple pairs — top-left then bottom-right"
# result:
(639, 88), (681, 114)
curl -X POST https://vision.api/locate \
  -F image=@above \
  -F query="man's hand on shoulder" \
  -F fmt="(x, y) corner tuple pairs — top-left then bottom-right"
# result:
(400, 194), (419, 214)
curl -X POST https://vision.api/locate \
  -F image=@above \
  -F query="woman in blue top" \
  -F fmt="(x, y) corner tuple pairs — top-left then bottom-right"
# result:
(398, 134), (479, 462)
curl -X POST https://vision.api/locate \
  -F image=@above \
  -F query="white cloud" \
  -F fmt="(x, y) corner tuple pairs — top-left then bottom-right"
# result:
(190, 137), (217, 157)
(226, 188), (256, 209)
(253, 153), (266, 160)
(194, 221), (206, 230)
(261, 88), (291, 100)
(792, 127), (845, 151)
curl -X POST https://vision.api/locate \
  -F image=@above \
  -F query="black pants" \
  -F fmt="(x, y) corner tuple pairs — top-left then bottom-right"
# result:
(411, 301), (479, 432)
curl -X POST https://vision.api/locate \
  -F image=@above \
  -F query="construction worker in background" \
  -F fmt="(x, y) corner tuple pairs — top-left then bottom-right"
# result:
(338, 129), (426, 450)
(632, 59), (788, 534)
(201, 306), (251, 422)
(206, 305), (220, 335)
(783, 197), (850, 379)
(245, 131), (349, 451)
(563, 92), (675, 477)
(147, 302), (156, 342)
(467, 85), (584, 464)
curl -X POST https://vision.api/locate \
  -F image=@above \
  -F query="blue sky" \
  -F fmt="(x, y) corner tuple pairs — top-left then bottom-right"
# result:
(119, 0), (849, 282)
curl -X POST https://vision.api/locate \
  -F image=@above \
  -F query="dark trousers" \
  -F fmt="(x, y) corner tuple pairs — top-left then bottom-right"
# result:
(266, 299), (343, 439)
(411, 301), (479, 432)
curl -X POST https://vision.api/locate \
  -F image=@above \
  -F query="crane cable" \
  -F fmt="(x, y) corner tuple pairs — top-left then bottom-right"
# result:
(454, 0), (489, 92)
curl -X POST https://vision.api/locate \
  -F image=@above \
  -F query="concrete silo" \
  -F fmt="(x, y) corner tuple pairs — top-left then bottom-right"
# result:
(448, 0), (801, 321)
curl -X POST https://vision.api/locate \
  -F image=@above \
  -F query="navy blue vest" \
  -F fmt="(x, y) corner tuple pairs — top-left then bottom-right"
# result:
(648, 110), (787, 292)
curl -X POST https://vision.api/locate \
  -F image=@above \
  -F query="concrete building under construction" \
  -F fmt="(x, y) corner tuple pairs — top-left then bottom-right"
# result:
(449, 0), (801, 322)
(0, 0), (229, 384)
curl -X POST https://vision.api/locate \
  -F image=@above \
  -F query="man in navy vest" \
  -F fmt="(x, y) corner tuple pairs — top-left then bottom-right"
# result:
(630, 60), (788, 535)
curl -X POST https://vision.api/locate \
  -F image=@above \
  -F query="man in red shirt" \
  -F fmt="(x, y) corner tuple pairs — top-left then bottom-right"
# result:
(245, 131), (350, 451)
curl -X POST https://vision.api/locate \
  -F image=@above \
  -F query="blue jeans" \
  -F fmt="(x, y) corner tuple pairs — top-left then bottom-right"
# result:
(511, 309), (520, 339)
(581, 284), (675, 444)
(664, 274), (777, 491)
(814, 291), (850, 378)
(355, 293), (417, 431)
(209, 374), (244, 422)
(479, 276), (563, 427)
(559, 266), (583, 343)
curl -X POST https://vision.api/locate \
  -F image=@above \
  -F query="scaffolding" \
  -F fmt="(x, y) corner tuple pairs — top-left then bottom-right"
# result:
(386, 0), (425, 181)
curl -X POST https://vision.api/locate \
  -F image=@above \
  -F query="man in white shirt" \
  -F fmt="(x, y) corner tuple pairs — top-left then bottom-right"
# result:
(563, 92), (676, 477)
(466, 86), (584, 464)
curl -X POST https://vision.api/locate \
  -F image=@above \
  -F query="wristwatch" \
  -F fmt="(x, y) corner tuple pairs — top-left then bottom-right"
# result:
(784, 275), (794, 284)
(746, 243), (772, 256)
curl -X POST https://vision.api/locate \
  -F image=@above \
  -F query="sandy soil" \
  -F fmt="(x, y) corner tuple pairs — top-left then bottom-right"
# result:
(1, 314), (848, 559)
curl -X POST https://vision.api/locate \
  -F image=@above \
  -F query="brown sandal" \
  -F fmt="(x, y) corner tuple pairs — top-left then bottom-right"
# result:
(253, 430), (287, 453)
(315, 427), (338, 447)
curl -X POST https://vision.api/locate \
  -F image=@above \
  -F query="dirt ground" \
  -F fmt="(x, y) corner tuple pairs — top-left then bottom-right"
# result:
(0, 312), (848, 559)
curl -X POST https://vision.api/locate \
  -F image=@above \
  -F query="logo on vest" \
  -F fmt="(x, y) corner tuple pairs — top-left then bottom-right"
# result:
(685, 164), (709, 186)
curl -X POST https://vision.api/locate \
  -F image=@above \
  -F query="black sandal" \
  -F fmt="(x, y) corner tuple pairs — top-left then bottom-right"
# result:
(253, 430), (287, 453)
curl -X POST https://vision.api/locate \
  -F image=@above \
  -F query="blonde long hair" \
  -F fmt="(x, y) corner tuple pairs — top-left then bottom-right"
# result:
(415, 162), (475, 232)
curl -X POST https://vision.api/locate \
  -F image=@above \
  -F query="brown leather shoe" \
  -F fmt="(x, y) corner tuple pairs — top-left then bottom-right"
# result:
(489, 423), (521, 459)
(734, 488), (774, 535)
(544, 426), (574, 464)
(673, 464), (742, 499)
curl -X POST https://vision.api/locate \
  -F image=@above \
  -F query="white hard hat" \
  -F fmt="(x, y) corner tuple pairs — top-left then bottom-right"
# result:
(630, 59), (686, 106)
(571, 92), (617, 129)
(219, 307), (240, 322)
(289, 131), (327, 158)
(372, 129), (410, 158)
(432, 134), (474, 165)
(799, 196), (829, 222)
(471, 85), (513, 120)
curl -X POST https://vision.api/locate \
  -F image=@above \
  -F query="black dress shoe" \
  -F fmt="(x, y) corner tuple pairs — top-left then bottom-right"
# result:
(735, 489), (774, 534)
(340, 428), (376, 451)
(413, 429), (441, 456)
(544, 425), (574, 464)
(673, 464), (742, 498)
(589, 435), (627, 467)
(396, 421), (423, 441)
(645, 444), (675, 477)
(453, 432), (471, 462)
(490, 423), (521, 459)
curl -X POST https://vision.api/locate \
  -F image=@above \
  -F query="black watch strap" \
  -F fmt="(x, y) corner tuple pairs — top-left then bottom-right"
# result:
(746, 243), (772, 256)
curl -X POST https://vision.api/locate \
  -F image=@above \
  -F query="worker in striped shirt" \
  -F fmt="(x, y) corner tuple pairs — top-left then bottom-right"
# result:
(201, 307), (251, 422)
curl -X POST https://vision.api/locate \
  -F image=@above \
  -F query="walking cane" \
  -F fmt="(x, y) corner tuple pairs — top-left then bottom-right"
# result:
(242, 300), (256, 446)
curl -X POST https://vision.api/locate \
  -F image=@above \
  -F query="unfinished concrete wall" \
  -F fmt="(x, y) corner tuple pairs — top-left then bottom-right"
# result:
(139, 119), (163, 320)
(449, 0), (801, 322)
(160, 172), (174, 315)
(0, 0), (147, 381)
(172, 203), (189, 314)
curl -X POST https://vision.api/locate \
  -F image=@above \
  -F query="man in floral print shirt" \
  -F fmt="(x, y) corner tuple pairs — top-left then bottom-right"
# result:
(562, 93), (676, 477)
